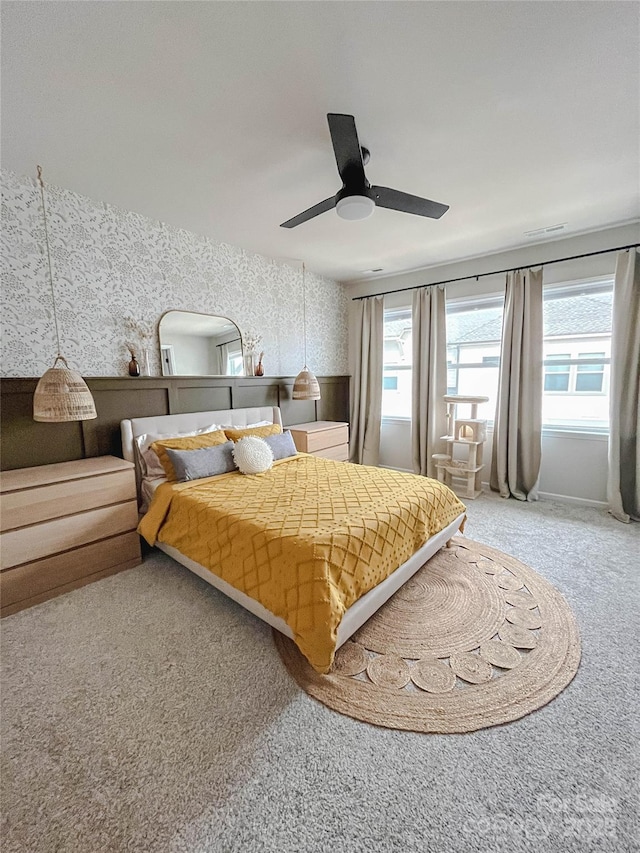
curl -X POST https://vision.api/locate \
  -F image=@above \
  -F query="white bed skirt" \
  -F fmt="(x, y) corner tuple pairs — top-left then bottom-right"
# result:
(156, 512), (465, 650)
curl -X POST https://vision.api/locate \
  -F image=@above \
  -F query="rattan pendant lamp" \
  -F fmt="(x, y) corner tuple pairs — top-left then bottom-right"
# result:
(292, 262), (321, 401)
(32, 166), (97, 423)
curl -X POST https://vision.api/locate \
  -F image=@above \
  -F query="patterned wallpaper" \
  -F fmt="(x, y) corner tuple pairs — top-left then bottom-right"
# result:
(0, 170), (349, 378)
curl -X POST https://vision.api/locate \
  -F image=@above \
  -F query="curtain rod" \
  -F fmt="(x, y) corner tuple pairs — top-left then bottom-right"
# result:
(215, 337), (241, 348)
(351, 243), (639, 301)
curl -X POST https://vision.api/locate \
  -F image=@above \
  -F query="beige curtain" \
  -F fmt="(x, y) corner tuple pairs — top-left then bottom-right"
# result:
(607, 249), (640, 523)
(491, 268), (543, 500)
(411, 286), (447, 477)
(350, 295), (384, 465)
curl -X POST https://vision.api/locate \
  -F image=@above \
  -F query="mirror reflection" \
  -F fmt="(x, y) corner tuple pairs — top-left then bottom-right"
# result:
(159, 311), (244, 376)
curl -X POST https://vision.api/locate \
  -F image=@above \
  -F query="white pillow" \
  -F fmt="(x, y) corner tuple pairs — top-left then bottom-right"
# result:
(232, 436), (274, 475)
(134, 424), (221, 479)
(139, 476), (167, 514)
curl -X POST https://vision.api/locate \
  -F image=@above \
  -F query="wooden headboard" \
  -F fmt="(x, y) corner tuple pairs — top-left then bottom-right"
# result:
(0, 375), (349, 471)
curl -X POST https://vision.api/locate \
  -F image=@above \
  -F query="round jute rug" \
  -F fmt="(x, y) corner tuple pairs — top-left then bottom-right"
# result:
(273, 536), (581, 733)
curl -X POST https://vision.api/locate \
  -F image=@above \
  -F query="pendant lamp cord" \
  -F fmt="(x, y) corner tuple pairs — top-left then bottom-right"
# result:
(37, 165), (62, 358)
(302, 261), (307, 368)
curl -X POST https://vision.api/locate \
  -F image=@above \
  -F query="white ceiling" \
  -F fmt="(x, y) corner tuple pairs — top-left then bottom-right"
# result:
(2, 2), (638, 282)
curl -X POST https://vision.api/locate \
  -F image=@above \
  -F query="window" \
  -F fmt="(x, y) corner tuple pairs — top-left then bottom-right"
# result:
(445, 296), (504, 422)
(382, 279), (612, 432)
(382, 309), (412, 417)
(383, 298), (505, 420)
(575, 353), (605, 392)
(544, 351), (606, 394)
(542, 281), (612, 430)
(544, 354), (571, 392)
(227, 349), (244, 375)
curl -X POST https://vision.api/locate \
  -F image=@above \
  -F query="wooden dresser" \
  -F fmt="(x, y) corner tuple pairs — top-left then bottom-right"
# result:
(0, 456), (141, 617)
(288, 421), (350, 462)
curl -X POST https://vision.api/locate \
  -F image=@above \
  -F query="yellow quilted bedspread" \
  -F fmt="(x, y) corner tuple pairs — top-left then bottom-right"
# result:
(139, 455), (465, 673)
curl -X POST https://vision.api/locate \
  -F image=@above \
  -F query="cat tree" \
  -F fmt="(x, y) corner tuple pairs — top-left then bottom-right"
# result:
(433, 395), (489, 499)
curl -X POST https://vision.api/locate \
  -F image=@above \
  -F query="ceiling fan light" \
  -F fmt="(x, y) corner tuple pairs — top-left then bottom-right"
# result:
(336, 195), (375, 221)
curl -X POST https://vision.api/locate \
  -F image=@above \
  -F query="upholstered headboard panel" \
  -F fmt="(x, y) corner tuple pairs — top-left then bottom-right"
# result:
(121, 406), (283, 486)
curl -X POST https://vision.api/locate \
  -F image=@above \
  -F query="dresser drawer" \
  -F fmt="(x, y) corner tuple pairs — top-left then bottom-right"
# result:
(314, 444), (350, 462)
(0, 532), (141, 608)
(1, 469), (136, 532)
(290, 423), (349, 453)
(0, 501), (139, 570)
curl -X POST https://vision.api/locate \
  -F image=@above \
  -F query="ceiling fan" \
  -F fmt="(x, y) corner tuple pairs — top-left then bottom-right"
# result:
(280, 113), (449, 228)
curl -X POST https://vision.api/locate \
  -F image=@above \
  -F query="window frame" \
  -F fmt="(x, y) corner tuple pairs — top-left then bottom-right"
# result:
(445, 293), (504, 425)
(542, 278), (613, 434)
(382, 307), (413, 420)
(379, 276), (613, 435)
(543, 352), (609, 396)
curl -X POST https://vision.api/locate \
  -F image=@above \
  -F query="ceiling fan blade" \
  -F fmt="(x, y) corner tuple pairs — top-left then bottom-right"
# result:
(372, 186), (449, 219)
(327, 113), (366, 187)
(280, 196), (336, 229)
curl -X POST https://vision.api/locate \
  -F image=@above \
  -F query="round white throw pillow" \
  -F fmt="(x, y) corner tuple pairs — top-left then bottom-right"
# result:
(232, 436), (274, 475)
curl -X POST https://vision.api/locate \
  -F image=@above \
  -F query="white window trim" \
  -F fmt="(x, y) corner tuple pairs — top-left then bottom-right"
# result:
(542, 426), (609, 441)
(383, 308), (413, 419)
(445, 296), (502, 426)
(543, 358), (609, 397)
(381, 415), (412, 424)
(542, 277), (613, 433)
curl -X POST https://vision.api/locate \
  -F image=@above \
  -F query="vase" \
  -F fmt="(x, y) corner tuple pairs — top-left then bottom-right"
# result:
(243, 351), (256, 376)
(128, 356), (140, 377)
(139, 347), (151, 377)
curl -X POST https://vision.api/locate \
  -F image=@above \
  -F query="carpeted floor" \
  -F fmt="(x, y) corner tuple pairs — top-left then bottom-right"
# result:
(1, 492), (638, 852)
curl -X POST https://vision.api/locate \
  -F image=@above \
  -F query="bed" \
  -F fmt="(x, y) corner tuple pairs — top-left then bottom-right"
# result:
(121, 406), (466, 673)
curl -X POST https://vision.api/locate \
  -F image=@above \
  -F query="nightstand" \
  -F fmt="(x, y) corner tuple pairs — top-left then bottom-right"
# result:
(0, 456), (142, 617)
(288, 421), (349, 462)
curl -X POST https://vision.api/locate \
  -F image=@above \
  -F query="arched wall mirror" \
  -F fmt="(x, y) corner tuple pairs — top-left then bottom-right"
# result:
(158, 311), (244, 376)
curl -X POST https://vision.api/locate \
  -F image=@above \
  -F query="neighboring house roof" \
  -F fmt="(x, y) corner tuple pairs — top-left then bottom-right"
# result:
(543, 292), (612, 338)
(447, 309), (502, 345)
(384, 292), (612, 346)
(384, 318), (412, 338)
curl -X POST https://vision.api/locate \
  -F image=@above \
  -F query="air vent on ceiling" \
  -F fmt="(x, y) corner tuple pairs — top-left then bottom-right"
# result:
(524, 223), (567, 238)
(360, 267), (384, 273)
